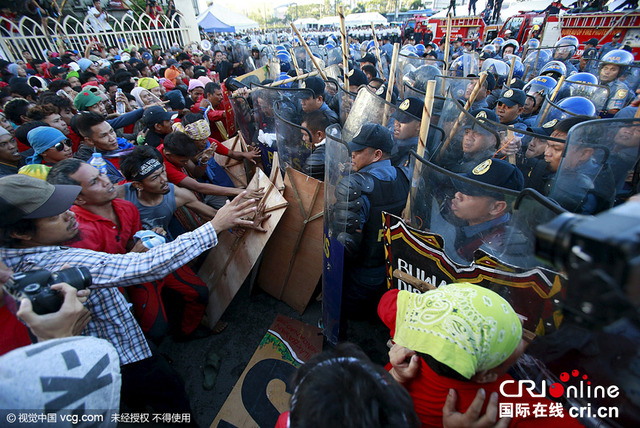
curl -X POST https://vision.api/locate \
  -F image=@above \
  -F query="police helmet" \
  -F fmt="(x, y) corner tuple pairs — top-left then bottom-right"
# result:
(523, 75), (558, 97)
(501, 39), (520, 57)
(528, 39), (540, 49)
(481, 58), (509, 77)
(599, 49), (635, 76)
(567, 72), (598, 85)
(540, 60), (567, 80)
(553, 35), (579, 61)
(547, 96), (597, 122)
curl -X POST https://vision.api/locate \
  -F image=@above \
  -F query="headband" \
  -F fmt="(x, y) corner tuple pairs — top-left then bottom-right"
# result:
(132, 158), (162, 181)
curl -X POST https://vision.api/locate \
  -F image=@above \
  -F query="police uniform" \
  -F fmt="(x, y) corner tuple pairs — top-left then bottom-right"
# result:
(603, 80), (634, 114)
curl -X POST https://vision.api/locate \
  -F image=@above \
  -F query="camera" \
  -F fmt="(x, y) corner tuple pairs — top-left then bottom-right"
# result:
(2, 267), (92, 315)
(535, 201), (640, 328)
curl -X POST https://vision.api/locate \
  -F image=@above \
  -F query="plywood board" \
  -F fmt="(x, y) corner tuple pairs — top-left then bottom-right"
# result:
(257, 168), (324, 313)
(210, 315), (322, 428)
(214, 133), (253, 188)
(198, 169), (288, 327)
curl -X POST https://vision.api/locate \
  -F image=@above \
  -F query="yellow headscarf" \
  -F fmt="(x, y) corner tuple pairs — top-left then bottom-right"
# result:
(394, 283), (522, 379)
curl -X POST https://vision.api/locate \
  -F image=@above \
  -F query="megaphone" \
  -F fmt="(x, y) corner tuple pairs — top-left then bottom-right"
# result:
(201, 40), (212, 51)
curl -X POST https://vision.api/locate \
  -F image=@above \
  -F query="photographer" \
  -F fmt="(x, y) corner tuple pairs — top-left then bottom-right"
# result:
(0, 174), (265, 414)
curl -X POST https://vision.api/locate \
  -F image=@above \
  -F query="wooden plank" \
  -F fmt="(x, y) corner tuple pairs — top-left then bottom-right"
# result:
(214, 133), (253, 189)
(210, 315), (322, 428)
(198, 169), (288, 327)
(257, 168), (325, 313)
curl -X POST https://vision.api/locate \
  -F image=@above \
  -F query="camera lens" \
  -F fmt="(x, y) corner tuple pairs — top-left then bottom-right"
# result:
(23, 283), (41, 294)
(51, 267), (92, 290)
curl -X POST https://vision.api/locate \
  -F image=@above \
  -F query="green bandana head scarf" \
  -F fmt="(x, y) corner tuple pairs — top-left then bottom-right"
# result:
(394, 283), (522, 379)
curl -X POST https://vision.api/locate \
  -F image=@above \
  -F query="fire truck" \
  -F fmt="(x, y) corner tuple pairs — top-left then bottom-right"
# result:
(404, 11), (640, 57)
(499, 11), (640, 57)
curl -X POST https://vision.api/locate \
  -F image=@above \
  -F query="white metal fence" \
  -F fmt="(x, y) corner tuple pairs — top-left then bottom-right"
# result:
(0, 13), (191, 62)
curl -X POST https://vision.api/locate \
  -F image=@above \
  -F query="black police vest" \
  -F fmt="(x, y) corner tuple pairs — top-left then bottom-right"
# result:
(357, 168), (410, 268)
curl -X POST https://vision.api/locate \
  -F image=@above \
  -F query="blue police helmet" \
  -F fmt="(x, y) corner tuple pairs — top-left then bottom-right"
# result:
(524, 75), (558, 96)
(540, 60), (567, 80)
(415, 43), (426, 56)
(567, 72), (598, 85)
(547, 96), (597, 122)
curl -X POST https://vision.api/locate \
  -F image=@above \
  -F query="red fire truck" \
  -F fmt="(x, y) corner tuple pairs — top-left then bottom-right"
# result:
(498, 11), (640, 57)
(404, 11), (640, 57)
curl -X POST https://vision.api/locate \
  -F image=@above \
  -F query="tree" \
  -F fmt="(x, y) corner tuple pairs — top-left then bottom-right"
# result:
(352, 2), (366, 13)
(410, 0), (423, 9)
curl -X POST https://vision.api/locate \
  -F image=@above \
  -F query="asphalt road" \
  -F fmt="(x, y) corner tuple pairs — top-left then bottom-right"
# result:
(159, 279), (390, 428)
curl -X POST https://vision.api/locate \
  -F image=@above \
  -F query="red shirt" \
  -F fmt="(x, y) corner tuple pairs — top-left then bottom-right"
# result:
(158, 143), (188, 185)
(67, 199), (141, 254)
(0, 306), (31, 356)
(378, 290), (583, 428)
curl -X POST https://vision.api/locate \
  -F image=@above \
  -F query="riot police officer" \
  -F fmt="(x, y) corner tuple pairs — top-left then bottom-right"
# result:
(598, 49), (635, 117)
(336, 124), (410, 320)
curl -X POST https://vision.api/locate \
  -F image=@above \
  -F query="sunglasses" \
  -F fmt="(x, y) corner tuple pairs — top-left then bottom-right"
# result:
(53, 139), (73, 151)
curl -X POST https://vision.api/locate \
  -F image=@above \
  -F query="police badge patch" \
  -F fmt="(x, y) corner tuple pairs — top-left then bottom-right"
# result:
(472, 159), (492, 175)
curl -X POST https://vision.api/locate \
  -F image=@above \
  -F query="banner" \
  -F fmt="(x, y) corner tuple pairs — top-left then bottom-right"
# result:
(383, 213), (565, 336)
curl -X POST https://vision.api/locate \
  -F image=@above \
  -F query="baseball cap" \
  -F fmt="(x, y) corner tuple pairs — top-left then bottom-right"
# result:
(585, 38), (599, 47)
(497, 88), (526, 107)
(356, 53), (377, 65)
(300, 76), (325, 98)
(0, 174), (80, 227)
(456, 158), (524, 198)
(188, 79), (204, 91)
(468, 73), (496, 91)
(142, 106), (174, 126)
(527, 118), (559, 137)
(394, 97), (424, 123)
(347, 68), (368, 87)
(467, 108), (498, 125)
(73, 89), (102, 111)
(348, 123), (394, 153)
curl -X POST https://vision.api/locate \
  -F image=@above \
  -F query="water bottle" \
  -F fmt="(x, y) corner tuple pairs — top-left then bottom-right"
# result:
(115, 88), (125, 115)
(89, 152), (108, 175)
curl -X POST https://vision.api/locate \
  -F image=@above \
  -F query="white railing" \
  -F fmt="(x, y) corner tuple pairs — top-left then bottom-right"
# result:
(0, 12), (191, 62)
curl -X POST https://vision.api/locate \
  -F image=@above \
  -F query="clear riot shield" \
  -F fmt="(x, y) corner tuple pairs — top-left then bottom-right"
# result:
(322, 124), (351, 344)
(341, 85), (415, 141)
(292, 46), (309, 71)
(232, 41), (250, 70)
(429, 93), (501, 174)
(556, 81), (609, 112)
(398, 53), (446, 79)
(400, 56), (444, 93)
(522, 48), (553, 81)
(249, 84), (315, 176)
(310, 45), (328, 64)
(406, 153), (563, 269)
(273, 100), (321, 179)
(335, 83), (357, 126)
(549, 118), (640, 213)
(324, 64), (342, 81)
(402, 82), (446, 126)
(624, 62), (640, 92)
(434, 76), (484, 105)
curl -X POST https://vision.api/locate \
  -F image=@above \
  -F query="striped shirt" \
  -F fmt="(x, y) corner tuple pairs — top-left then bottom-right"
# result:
(1, 222), (218, 365)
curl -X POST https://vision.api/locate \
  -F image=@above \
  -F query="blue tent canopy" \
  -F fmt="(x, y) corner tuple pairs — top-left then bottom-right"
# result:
(198, 12), (235, 33)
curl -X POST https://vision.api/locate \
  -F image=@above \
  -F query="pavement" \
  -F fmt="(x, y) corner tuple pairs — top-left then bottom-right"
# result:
(158, 278), (390, 428)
